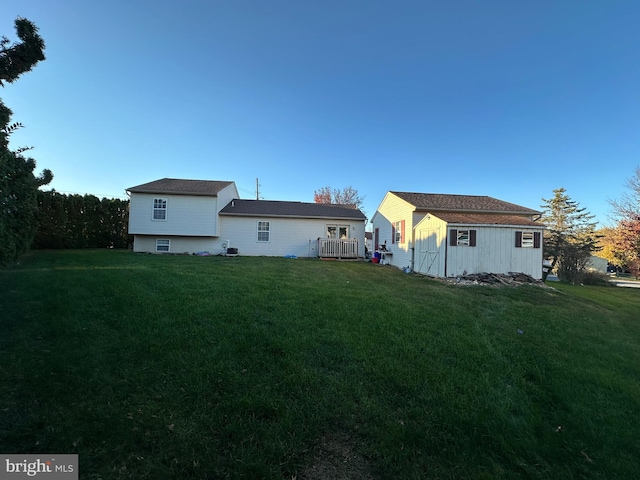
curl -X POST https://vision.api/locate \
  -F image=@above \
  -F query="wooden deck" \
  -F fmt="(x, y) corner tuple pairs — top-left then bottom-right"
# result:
(318, 238), (359, 259)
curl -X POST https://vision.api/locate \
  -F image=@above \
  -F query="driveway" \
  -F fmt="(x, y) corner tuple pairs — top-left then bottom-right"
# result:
(609, 278), (640, 288)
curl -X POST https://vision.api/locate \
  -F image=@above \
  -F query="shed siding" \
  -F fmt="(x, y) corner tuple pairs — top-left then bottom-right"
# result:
(372, 193), (418, 268)
(129, 193), (219, 236)
(414, 215), (448, 276)
(220, 216), (365, 258)
(447, 226), (543, 279)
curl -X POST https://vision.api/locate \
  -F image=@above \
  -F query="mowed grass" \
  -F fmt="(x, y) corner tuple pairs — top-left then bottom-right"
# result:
(1, 250), (639, 479)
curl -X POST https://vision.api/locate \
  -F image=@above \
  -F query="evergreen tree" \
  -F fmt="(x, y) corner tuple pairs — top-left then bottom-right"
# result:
(0, 17), (49, 264)
(540, 188), (599, 283)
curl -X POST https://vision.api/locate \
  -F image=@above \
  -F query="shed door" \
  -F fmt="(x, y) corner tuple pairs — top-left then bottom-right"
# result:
(417, 229), (440, 276)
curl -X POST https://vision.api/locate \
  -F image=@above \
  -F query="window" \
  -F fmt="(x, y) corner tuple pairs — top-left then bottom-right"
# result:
(153, 198), (167, 221)
(156, 239), (170, 252)
(516, 231), (541, 248)
(326, 225), (349, 239)
(257, 221), (270, 242)
(393, 220), (405, 244)
(457, 230), (470, 246)
(449, 229), (476, 247)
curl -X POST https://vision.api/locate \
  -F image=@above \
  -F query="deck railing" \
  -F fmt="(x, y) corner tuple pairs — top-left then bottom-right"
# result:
(318, 238), (359, 259)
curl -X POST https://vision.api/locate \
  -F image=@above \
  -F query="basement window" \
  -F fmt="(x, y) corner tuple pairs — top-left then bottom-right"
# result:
(156, 239), (170, 252)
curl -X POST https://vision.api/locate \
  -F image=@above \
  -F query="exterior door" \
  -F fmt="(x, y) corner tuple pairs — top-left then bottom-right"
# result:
(418, 228), (440, 276)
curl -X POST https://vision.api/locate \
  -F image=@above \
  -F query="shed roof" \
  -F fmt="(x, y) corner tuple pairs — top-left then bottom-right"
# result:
(127, 178), (234, 196)
(219, 199), (366, 220)
(391, 192), (540, 215)
(433, 212), (544, 227)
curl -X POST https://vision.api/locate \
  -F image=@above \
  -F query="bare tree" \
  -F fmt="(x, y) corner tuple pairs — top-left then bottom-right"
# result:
(314, 186), (364, 210)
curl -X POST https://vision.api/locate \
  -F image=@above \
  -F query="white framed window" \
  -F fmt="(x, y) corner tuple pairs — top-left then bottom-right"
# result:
(257, 221), (270, 242)
(153, 198), (167, 221)
(326, 225), (349, 239)
(450, 229), (477, 247)
(515, 231), (541, 248)
(156, 239), (170, 252)
(394, 221), (404, 244)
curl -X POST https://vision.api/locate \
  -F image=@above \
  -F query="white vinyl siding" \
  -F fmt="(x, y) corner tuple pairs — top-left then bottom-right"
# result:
(371, 192), (415, 268)
(219, 216), (365, 258)
(129, 193), (219, 236)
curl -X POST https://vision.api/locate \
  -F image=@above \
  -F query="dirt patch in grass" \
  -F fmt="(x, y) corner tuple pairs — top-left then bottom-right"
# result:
(296, 432), (379, 480)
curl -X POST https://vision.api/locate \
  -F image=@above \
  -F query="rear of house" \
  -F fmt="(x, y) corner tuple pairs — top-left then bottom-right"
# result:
(127, 178), (239, 254)
(127, 178), (367, 258)
(218, 199), (366, 258)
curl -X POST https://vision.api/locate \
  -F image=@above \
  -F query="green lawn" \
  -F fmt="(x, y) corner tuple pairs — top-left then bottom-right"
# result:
(1, 250), (639, 479)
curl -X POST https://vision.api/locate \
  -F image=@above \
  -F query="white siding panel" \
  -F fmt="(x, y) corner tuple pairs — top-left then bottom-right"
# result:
(133, 235), (221, 254)
(447, 226), (543, 279)
(129, 193), (219, 236)
(220, 216), (365, 258)
(372, 193), (421, 269)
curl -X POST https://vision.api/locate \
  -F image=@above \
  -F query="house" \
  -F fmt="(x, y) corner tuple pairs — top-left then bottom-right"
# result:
(371, 191), (545, 279)
(127, 178), (367, 258)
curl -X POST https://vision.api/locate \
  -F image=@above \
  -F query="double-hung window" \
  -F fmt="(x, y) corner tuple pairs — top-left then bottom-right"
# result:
(153, 198), (167, 221)
(393, 220), (405, 244)
(257, 221), (270, 242)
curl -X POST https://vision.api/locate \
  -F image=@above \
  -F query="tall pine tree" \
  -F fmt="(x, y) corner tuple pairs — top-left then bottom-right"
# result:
(540, 188), (599, 283)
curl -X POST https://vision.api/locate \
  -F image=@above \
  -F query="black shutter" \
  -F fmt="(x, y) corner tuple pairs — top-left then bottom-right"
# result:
(515, 231), (522, 248)
(533, 231), (541, 249)
(469, 229), (477, 247)
(450, 229), (457, 247)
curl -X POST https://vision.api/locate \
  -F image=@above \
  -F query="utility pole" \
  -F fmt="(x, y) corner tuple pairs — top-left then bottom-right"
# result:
(256, 178), (260, 200)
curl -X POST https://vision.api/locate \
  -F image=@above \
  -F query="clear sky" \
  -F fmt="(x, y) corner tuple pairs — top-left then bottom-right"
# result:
(3, 1), (639, 227)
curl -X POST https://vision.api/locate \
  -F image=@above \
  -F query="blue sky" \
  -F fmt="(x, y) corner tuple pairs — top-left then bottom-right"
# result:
(3, 1), (639, 227)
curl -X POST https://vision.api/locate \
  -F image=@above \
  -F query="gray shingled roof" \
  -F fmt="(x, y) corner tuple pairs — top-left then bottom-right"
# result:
(219, 199), (366, 220)
(127, 178), (234, 196)
(391, 192), (540, 215)
(433, 213), (544, 227)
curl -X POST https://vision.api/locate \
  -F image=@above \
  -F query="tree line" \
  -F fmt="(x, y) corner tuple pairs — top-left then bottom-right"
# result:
(33, 191), (130, 249)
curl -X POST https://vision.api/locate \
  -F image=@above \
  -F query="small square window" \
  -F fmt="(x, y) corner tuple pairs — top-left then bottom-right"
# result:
(457, 230), (470, 246)
(521, 232), (534, 248)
